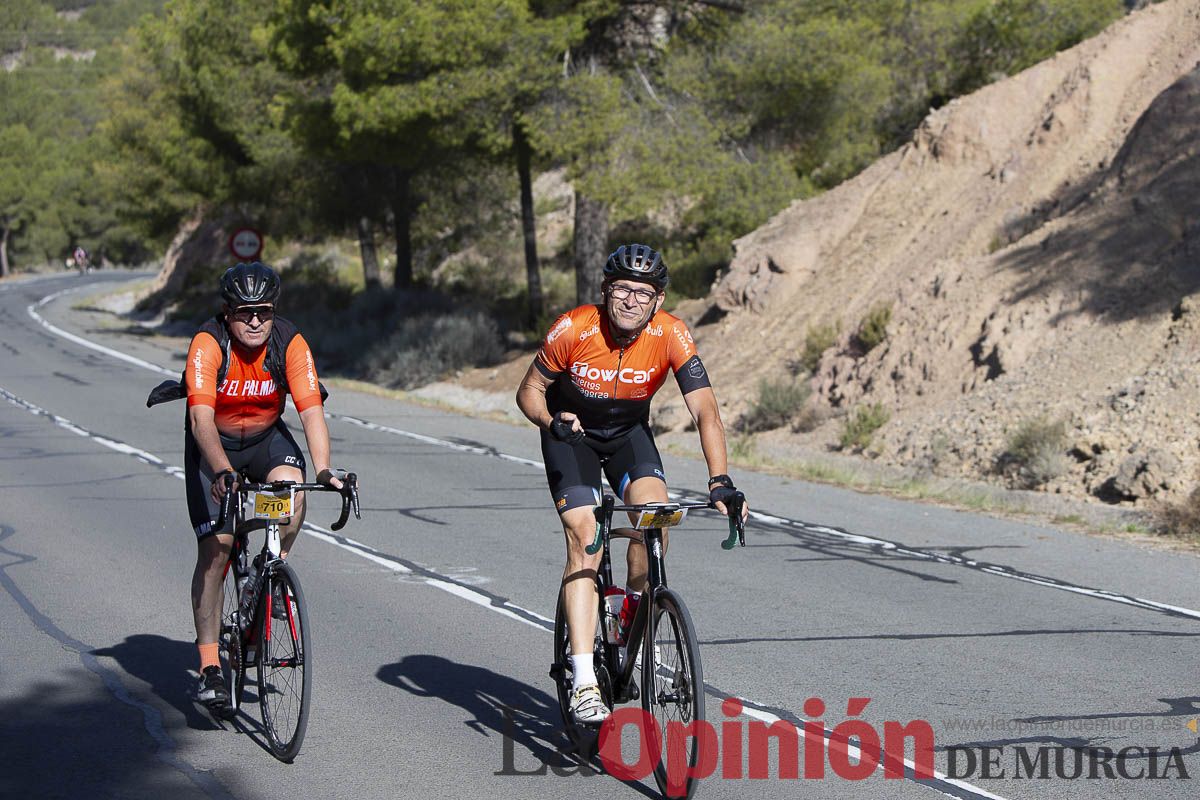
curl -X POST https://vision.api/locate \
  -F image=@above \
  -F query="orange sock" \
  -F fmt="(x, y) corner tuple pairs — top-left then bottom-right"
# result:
(198, 642), (220, 671)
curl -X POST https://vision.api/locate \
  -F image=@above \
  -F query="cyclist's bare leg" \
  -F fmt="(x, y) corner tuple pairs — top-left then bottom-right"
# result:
(561, 504), (603, 656)
(192, 532), (234, 646)
(266, 464), (305, 557)
(621, 476), (669, 593)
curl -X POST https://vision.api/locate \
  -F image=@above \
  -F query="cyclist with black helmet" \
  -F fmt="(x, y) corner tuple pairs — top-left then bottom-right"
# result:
(516, 243), (749, 725)
(181, 261), (343, 713)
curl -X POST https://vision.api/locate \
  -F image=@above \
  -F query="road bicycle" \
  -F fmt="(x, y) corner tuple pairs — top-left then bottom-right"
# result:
(550, 491), (745, 799)
(213, 470), (360, 762)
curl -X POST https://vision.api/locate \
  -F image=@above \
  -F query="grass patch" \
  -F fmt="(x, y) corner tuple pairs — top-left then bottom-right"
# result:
(838, 402), (890, 451)
(729, 435), (758, 463)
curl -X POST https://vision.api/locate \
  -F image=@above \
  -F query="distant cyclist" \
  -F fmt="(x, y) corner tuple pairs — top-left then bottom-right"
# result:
(180, 262), (344, 713)
(516, 243), (749, 725)
(73, 246), (89, 274)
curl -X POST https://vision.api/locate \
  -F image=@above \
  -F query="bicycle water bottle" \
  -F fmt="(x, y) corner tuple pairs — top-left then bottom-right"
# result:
(618, 592), (641, 645)
(603, 587), (626, 644)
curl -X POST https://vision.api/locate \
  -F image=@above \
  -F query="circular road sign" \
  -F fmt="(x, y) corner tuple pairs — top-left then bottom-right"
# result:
(229, 227), (263, 260)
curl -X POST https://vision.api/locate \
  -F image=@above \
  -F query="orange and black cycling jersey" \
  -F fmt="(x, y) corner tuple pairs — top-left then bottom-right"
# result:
(534, 305), (711, 440)
(184, 330), (323, 442)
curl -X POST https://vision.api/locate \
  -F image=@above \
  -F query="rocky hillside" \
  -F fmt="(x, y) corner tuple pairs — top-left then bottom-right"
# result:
(666, 0), (1200, 506)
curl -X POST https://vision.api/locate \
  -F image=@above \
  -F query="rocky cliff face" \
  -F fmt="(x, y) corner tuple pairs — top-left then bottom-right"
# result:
(676, 0), (1200, 505)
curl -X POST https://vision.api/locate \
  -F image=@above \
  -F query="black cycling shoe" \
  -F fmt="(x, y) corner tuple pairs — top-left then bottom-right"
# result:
(196, 665), (230, 712)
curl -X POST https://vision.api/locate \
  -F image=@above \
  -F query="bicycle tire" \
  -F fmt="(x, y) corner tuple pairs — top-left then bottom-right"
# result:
(217, 557), (245, 719)
(641, 588), (705, 800)
(552, 585), (610, 760)
(256, 561), (311, 762)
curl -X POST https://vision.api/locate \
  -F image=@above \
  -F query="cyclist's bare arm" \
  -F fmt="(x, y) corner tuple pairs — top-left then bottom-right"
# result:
(682, 386), (749, 519)
(682, 386), (728, 476)
(297, 405), (341, 489)
(516, 362), (583, 433)
(188, 405), (236, 501)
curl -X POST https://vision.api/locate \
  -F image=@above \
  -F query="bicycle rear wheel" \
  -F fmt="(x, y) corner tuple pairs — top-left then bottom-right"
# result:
(217, 556), (245, 719)
(256, 562), (311, 762)
(641, 589), (705, 800)
(551, 585), (610, 759)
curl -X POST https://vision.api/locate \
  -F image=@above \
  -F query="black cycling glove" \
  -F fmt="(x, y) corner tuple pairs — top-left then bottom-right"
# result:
(708, 474), (738, 507)
(549, 414), (585, 444)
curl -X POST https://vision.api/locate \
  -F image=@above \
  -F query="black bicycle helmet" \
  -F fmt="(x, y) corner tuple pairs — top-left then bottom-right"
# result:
(603, 244), (669, 289)
(220, 261), (280, 306)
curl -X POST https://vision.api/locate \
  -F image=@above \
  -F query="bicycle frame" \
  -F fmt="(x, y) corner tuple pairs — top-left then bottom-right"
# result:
(588, 493), (743, 704)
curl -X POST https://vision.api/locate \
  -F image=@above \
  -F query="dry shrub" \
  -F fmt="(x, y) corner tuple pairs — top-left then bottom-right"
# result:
(740, 378), (811, 433)
(1154, 483), (1200, 537)
(997, 416), (1068, 489)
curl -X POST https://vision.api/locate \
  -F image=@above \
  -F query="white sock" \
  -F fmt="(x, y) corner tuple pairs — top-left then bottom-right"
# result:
(570, 653), (597, 691)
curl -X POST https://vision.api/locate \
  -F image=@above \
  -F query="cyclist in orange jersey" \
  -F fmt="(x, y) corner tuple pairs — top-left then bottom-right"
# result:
(183, 261), (344, 713)
(516, 243), (750, 725)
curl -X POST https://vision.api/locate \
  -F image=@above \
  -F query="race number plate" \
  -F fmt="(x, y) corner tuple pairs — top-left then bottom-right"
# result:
(634, 505), (688, 530)
(253, 489), (293, 519)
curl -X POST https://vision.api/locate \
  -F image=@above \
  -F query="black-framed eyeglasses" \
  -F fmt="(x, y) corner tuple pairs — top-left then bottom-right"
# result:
(229, 305), (274, 324)
(609, 284), (658, 304)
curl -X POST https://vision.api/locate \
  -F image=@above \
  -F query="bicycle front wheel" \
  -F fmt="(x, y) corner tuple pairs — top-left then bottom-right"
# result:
(641, 588), (705, 800)
(218, 557), (245, 718)
(256, 562), (311, 762)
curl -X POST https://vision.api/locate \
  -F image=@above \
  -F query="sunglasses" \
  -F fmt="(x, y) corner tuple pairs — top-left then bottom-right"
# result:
(229, 305), (275, 324)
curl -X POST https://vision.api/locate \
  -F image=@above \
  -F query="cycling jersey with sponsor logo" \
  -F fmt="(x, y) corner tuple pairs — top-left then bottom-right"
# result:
(534, 305), (710, 440)
(184, 330), (323, 441)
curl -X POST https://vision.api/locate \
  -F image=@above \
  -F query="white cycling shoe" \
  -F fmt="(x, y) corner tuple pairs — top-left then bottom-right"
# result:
(569, 684), (611, 725)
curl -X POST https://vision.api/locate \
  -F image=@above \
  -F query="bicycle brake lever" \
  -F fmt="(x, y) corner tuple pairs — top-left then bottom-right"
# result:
(585, 495), (614, 555)
(348, 472), (360, 520)
(720, 492), (746, 550)
(215, 472), (237, 532)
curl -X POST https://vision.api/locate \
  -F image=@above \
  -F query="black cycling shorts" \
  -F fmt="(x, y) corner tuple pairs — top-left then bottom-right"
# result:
(184, 420), (306, 538)
(540, 421), (665, 514)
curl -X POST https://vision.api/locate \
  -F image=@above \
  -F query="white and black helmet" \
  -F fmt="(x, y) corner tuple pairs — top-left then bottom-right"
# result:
(220, 261), (280, 306)
(603, 244), (669, 289)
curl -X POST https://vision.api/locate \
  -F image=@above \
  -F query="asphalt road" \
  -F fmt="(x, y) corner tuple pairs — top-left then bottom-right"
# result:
(1, 271), (1197, 800)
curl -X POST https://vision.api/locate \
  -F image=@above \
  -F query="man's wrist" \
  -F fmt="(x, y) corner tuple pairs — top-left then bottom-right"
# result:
(707, 474), (734, 489)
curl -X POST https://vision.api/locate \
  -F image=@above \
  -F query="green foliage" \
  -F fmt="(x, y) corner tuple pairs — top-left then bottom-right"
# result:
(800, 321), (840, 373)
(855, 302), (892, 353)
(838, 402), (890, 451)
(740, 377), (812, 434)
(953, 0), (1125, 95)
(1, 0), (1132, 298)
(997, 416), (1068, 489)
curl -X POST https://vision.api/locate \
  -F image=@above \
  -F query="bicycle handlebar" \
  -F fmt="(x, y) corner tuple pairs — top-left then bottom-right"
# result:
(214, 470), (361, 532)
(585, 492), (747, 555)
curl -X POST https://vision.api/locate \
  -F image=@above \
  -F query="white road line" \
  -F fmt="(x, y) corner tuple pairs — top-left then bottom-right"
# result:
(0, 380), (1005, 799)
(24, 282), (1200, 623)
(29, 287), (177, 377)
